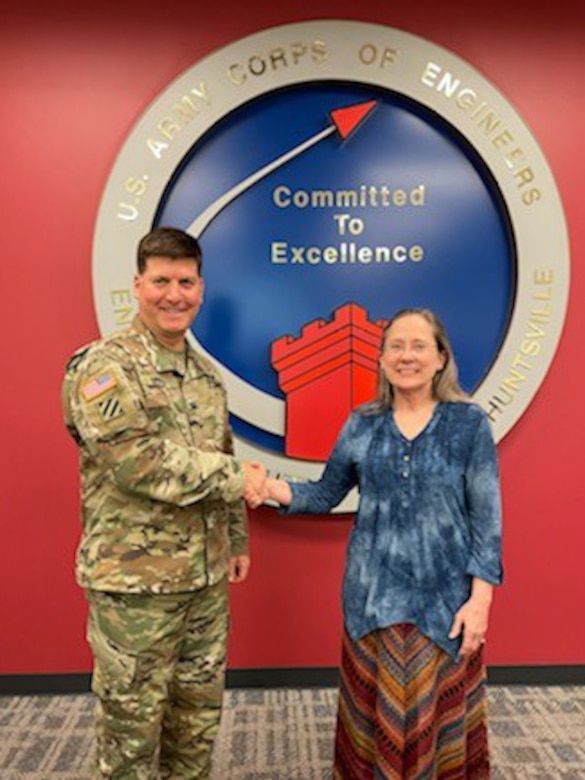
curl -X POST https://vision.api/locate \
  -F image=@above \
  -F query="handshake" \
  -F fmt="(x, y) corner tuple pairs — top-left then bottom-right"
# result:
(241, 462), (292, 508)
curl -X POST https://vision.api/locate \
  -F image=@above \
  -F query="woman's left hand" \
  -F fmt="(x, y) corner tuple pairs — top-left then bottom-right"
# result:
(448, 579), (493, 659)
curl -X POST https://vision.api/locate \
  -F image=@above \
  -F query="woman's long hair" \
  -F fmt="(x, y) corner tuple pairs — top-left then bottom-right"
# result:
(366, 308), (469, 412)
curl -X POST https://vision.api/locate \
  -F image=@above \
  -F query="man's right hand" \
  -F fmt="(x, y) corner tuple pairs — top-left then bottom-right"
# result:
(242, 461), (267, 507)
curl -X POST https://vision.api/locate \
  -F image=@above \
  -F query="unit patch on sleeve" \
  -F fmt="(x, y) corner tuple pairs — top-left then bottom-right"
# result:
(97, 395), (125, 422)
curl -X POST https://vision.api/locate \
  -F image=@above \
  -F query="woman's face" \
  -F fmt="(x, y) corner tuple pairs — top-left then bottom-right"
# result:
(380, 314), (446, 399)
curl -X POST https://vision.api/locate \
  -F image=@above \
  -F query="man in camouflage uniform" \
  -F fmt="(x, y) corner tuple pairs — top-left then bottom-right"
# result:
(62, 227), (265, 779)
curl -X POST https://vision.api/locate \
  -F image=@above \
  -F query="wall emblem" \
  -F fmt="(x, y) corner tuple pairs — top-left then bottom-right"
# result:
(94, 21), (570, 510)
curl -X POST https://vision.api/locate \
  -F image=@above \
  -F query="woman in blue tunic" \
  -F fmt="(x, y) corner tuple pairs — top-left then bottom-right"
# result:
(259, 308), (503, 779)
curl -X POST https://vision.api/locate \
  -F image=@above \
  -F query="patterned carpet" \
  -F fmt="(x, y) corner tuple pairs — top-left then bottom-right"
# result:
(0, 686), (584, 779)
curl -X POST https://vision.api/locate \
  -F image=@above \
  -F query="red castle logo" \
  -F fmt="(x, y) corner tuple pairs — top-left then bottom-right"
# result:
(271, 303), (388, 461)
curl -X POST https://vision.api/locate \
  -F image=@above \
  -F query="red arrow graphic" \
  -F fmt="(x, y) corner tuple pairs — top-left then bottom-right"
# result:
(189, 99), (379, 239)
(330, 100), (378, 139)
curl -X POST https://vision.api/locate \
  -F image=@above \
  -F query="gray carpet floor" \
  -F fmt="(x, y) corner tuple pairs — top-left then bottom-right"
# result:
(0, 686), (584, 779)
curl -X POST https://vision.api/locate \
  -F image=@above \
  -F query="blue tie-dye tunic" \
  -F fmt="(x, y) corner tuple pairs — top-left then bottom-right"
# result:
(285, 402), (503, 659)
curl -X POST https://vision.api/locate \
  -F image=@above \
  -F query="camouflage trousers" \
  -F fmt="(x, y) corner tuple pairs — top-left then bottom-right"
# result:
(86, 579), (228, 780)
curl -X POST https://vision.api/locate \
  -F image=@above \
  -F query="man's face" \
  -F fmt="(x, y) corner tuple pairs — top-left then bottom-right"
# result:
(133, 256), (204, 346)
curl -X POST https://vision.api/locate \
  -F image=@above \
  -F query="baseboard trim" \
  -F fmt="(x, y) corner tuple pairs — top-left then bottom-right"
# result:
(1, 665), (583, 696)
(227, 667), (341, 689)
(486, 665), (585, 686)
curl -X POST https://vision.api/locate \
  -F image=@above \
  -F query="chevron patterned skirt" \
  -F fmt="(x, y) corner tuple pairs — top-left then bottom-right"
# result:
(333, 624), (490, 779)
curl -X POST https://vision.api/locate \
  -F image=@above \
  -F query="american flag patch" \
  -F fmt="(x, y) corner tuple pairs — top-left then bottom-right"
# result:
(82, 373), (117, 401)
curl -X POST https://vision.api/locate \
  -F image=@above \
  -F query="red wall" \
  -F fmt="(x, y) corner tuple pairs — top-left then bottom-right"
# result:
(1, 0), (583, 675)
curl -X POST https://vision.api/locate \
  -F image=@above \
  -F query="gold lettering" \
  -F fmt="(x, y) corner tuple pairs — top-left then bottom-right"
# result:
(249, 55), (267, 76)
(485, 270), (557, 419)
(504, 147), (526, 168)
(359, 43), (378, 65)
(522, 189), (541, 206)
(227, 41), (328, 86)
(455, 88), (477, 110)
(477, 111), (500, 136)
(485, 397), (504, 421)
(502, 366), (526, 392)
(520, 339), (540, 357)
(420, 62), (539, 202)
(290, 42), (306, 65)
(436, 70), (461, 98)
(526, 320), (546, 339)
(311, 40), (328, 63)
(534, 269), (554, 285)
(512, 354), (531, 371)
(534, 303), (551, 317)
(380, 47), (398, 68)
(158, 117), (182, 140)
(110, 289), (133, 324)
(153, 84), (211, 143)
(513, 166), (535, 188)
(269, 47), (287, 70)
(124, 177), (147, 198)
(227, 63), (245, 85)
(172, 96), (201, 124)
(147, 138), (169, 159)
(358, 43), (398, 68)
(117, 203), (138, 221)
(492, 130), (514, 150)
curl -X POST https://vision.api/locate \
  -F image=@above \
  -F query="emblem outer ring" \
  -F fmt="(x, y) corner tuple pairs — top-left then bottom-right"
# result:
(93, 20), (570, 509)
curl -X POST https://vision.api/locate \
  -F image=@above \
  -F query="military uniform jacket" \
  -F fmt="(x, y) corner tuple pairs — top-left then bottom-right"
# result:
(62, 316), (248, 594)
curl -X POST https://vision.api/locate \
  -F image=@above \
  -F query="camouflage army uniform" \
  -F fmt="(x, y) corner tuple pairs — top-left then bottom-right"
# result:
(62, 316), (248, 780)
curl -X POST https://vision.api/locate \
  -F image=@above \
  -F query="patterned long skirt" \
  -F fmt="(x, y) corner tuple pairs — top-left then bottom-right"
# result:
(333, 624), (490, 779)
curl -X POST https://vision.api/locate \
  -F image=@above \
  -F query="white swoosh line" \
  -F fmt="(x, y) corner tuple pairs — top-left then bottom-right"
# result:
(187, 125), (335, 237)
(186, 125), (336, 435)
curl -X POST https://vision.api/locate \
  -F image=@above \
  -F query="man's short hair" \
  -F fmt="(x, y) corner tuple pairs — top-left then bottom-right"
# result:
(137, 227), (202, 274)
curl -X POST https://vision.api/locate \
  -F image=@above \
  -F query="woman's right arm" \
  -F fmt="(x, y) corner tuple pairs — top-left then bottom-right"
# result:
(266, 478), (293, 506)
(262, 413), (361, 514)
